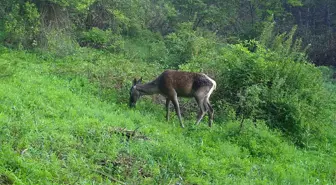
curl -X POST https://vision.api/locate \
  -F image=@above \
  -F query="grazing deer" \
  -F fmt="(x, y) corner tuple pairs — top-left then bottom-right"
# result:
(129, 70), (216, 128)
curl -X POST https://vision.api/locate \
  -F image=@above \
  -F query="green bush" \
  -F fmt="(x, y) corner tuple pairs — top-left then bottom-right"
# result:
(79, 27), (124, 52)
(181, 40), (330, 146)
(164, 22), (218, 68)
(41, 29), (79, 58)
(1, 2), (40, 48)
(124, 30), (168, 63)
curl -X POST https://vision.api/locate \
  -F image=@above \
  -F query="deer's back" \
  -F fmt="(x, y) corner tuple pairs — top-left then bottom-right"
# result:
(157, 70), (213, 97)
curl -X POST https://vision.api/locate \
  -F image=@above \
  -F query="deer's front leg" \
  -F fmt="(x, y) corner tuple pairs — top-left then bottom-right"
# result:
(169, 92), (184, 128)
(165, 98), (170, 121)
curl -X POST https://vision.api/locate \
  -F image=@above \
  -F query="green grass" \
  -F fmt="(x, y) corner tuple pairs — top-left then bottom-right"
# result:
(0, 49), (335, 184)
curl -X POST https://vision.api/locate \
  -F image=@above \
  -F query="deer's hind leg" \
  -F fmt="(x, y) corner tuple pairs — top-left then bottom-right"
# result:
(204, 98), (214, 127)
(195, 87), (210, 125)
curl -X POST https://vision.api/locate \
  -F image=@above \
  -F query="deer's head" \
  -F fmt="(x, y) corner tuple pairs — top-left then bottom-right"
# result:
(129, 77), (142, 108)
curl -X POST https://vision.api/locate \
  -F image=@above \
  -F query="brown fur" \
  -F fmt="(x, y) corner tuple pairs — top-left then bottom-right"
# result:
(156, 70), (213, 97)
(130, 70), (216, 128)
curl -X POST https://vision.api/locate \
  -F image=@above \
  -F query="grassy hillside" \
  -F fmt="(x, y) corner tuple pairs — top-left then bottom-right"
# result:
(0, 48), (335, 184)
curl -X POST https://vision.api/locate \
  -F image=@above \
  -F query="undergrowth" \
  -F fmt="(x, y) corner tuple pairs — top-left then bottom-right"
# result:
(0, 48), (335, 184)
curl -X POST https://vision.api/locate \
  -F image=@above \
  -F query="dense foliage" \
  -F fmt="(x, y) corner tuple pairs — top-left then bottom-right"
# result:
(0, 0), (335, 65)
(180, 24), (331, 146)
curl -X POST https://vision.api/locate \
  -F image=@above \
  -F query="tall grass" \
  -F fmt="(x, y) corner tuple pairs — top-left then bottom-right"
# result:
(0, 48), (335, 184)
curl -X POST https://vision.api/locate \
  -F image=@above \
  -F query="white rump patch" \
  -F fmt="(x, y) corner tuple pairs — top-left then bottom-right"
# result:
(203, 74), (217, 101)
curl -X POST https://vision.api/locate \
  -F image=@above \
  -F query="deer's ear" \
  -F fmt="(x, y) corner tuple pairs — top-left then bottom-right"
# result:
(133, 78), (137, 85)
(137, 77), (142, 84)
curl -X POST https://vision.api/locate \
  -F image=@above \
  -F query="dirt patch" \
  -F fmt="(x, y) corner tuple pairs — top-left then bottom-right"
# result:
(0, 174), (13, 185)
(108, 127), (150, 141)
(95, 152), (152, 183)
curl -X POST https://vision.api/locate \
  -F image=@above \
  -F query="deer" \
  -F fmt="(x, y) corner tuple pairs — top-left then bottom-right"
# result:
(129, 70), (216, 128)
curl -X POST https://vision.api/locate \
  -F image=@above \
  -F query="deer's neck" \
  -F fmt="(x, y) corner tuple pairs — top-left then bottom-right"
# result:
(136, 81), (160, 95)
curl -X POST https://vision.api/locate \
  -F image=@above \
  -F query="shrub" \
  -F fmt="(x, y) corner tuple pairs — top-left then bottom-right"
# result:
(181, 40), (330, 146)
(1, 2), (40, 48)
(123, 30), (168, 63)
(36, 29), (80, 58)
(164, 22), (218, 68)
(79, 27), (124, 52)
